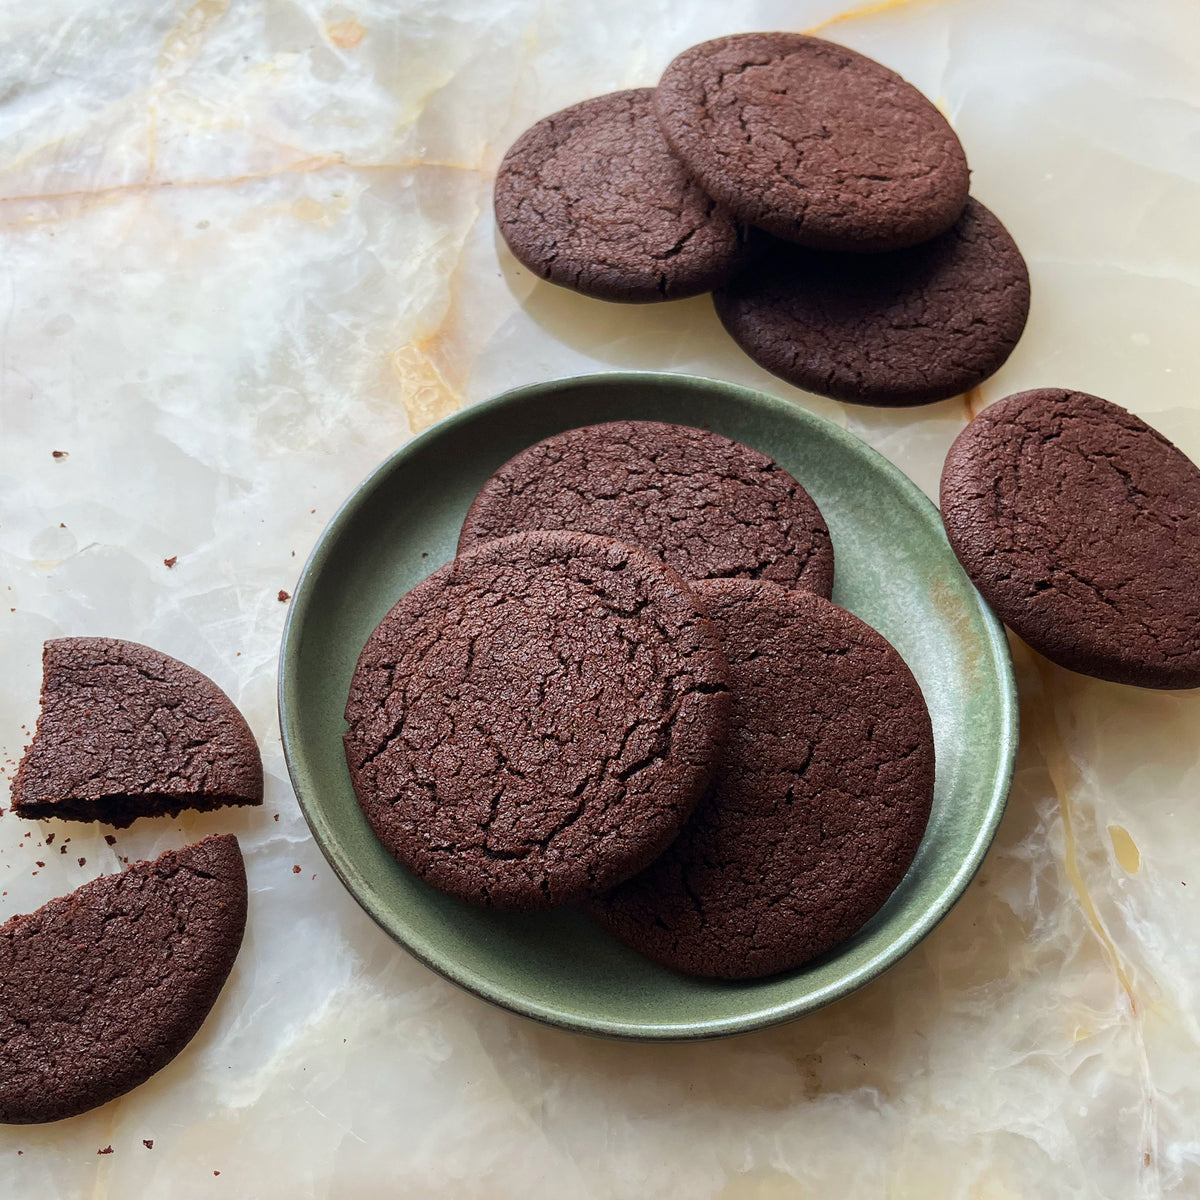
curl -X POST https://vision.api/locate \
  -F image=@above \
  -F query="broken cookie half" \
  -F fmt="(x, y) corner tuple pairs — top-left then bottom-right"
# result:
(12, 637), (263, 828)
(0, 834), (247, 1123)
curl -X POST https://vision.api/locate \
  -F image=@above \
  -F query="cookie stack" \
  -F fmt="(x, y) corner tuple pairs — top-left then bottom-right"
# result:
(343, 421), (936, 980)
(495, 32), (1031, 408)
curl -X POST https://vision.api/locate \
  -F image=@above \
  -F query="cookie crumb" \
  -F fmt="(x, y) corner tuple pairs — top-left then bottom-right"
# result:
(35, 861), (44, 868)
(44, 833), (54, 845)
(104, 835), (117, 847)
(143, 1140), (153, 1150)
(97, 1145), (113, 1155)
(52, 450), (69, 460)
(292, 864), (301, 874)
(77, 857), (86, 867)
(273, 813), (279, 821)
(163, 556), (178, 569)
(278, 590), (290, 602)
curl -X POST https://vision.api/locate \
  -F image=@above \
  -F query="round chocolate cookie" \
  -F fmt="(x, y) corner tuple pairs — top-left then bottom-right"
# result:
(0, 835), (247, 1124)
(458, 421), (834, 596)
(343, 531), (731, 910)
(12, 637), (263, 827)
(941, 389), (1200, 689)
(713, 198), (1030, 407)
(593, 580), (935, 980)
(653, 33), (969, 253)
(494, 88), (745, 302)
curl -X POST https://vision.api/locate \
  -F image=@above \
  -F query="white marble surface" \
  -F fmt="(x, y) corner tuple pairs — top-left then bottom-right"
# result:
(1, 0), (1199, 1196)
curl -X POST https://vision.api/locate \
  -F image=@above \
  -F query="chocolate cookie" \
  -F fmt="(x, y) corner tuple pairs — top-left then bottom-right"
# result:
(12, 638), (263, 827)
(458, 421), (834, 596)
(941, 389), (1200, 688)
(593, 580), (934, 980)
(494, 88), (745, 302)
(713, 199), (1030, 406)
(343, 530), (731, 910)
(653, 33), (969, 253)
(0, 834), (247, 1124)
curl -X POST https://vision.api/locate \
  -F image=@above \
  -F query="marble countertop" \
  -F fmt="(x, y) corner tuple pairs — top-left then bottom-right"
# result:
(2, 0), (1198, 1196)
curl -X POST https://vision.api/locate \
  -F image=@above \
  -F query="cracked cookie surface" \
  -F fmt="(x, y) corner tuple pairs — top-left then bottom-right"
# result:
(653, 33), (969, 253)
(592, 580), (934, 980)
(458, 421), (834, 596)
(0, 834), (247, 1124)
(494, 88), (745, 302)
(713, 199), (1030, 407)
(343, 530), (731, 910)
(941, 389), (1200, 688)
(12, 638), (263, 827)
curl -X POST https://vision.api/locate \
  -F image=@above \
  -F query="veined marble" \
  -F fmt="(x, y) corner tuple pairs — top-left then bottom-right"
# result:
(1, 1), (1198, 1196)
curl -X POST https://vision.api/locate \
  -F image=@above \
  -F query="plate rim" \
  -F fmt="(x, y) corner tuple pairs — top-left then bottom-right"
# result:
(278, 370), (1018, 1041)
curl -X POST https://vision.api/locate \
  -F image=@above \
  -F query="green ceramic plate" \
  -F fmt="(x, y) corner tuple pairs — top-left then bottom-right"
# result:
(279, 373), (1016, 1040)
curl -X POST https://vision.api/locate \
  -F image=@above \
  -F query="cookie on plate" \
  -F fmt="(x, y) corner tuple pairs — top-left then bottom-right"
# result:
(654, 33), (969, 253)
(12, 638), (263, 828)
(495, 88), (745, 302)
(0, 835), (247, 1124)
(343, 530), (731, 911)
(714, 199), (1030, 406)
(941, 388), (1200, 688)
(593, 579), (935, 980)
(458, 421), (834, 596)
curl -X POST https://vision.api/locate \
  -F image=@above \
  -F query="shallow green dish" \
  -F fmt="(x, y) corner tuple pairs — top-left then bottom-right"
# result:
(279, 373), (1016, 1040)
